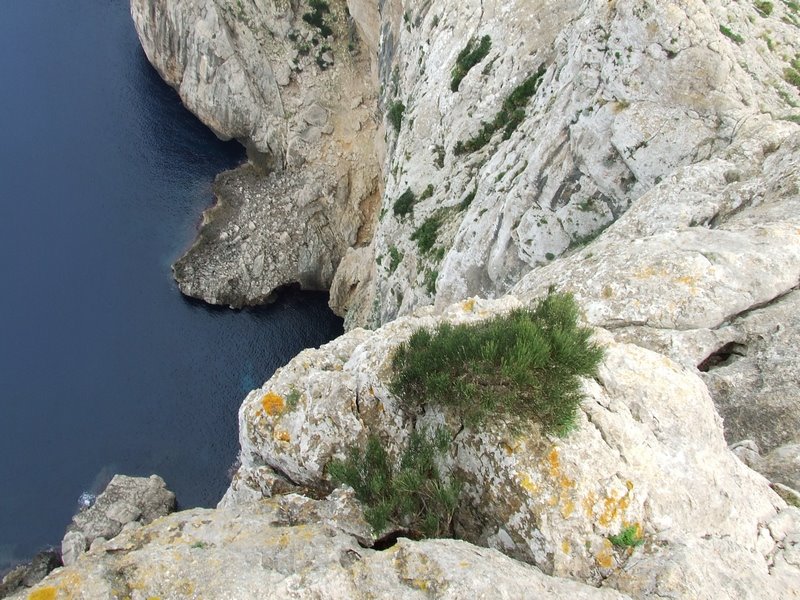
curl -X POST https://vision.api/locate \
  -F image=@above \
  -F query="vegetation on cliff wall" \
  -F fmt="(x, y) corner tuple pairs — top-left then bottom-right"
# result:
(329, 291), (603, 537)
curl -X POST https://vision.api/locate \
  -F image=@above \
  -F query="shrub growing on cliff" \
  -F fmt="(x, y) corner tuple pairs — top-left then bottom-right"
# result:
(454, 64), (547, 155)
(302, 0), (333, 38)
(387, 100), (406, 132)
(392, 188), (416, 217)
(328, 429), (461, 537)
(451, 35), (492, 91)
(390, 290), (603, 435)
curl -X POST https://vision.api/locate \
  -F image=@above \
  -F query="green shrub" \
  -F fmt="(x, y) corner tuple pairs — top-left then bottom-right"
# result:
(451, 35), (492, 92)
(458, 187), (477, 210)
(454, 64), (547, 155)
(388, 246), (404, 273)
(411, 213), (443, 254)
(419, 184), (435, 201)
(393, 188), (416, 217)
(424, 269), (438, 295)
(390, 290), (604, 435)
(755, 1), (774, 16)
(387, 101), (406, 131)
(303, 0), (333, 38)
(786, 65), (800, 90)
(328, 429), (461, 537)
(719, 25), (745, 44)
(609, 525), (644, 547)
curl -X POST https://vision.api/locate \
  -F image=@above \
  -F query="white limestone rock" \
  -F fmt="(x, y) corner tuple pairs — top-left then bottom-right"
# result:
(16, 496), (628, 600)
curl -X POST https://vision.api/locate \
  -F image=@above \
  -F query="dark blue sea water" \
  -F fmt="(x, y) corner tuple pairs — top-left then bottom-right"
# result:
(0, 1), (343, 572)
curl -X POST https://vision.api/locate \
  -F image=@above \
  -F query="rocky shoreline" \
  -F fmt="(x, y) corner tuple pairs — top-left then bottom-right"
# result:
(8, 0), (800, 597)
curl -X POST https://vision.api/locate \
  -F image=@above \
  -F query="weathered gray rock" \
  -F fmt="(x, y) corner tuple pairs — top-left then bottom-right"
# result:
(364, 0), (800, 326)
(0, 550), (60, 599)
(17, 495), (628, 600)
(229, 294), (800, 597)
(761, 444), (800, 492)
(61, 475), (175, 566)
(131, 0), (382, 311)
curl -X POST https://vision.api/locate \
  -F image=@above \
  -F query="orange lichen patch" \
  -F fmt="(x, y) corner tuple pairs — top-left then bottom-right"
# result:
(28, 588), (57, 600)
(518, 472), (539, 494)
(274, 429), (291, 443)
(595, 540), (615, 569)
(582, 491), (598, 518)
(463, 298), (476, 312)
(261, 392), (285, 416)
(547, 447), (561, 477)
(548, 495), (559, 507)
(562, 539), (571, 555)
(675, 274), (699, 286)
(560, 500), (576, 519)
(597, 483), (635, 527)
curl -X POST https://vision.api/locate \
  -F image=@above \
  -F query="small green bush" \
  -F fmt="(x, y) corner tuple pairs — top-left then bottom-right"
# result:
(388, 246), (404, 273)
(755, 1), (774, 16)
(303, 0), (333, 38)
(609, 525), (644, 548)
(387, 101), (406, 132)
(419, 184), (435, 201)
(393, 188), (416, 217)
(424, 269), (438, 295)
(786, 62), (800, 89)
(411, 213), (443, 254)
(719, 25), (745, 44)
(454, 64), (547, 155)
(451, 35), (492, 92)
(391, 290), (604, 435)
(458, 187), (477, 210)
(328, 429), (461, 537)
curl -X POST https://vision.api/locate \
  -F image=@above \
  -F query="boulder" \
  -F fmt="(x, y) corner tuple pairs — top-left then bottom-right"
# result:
(61, 475), (175, 566)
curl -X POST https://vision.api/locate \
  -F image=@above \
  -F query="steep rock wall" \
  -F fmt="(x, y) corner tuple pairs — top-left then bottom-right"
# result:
(131, 0), (382, 306)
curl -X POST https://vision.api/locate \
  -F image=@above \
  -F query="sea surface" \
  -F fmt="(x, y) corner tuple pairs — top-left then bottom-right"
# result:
(0, 0), (343, 572)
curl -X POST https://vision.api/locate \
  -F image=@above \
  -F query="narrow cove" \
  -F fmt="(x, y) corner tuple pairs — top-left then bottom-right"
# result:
(0, 0), (343, 572)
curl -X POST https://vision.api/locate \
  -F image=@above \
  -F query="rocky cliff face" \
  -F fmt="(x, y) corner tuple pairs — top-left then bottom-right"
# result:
(17, 0), (800, 598)
(131, 0), (381, 307)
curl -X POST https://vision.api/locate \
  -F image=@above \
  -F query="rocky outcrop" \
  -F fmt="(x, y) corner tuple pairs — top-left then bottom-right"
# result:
(0, 550), (60, 599)
(225, 292), (800, 597)
(60, 475), (175, 567)
(16, 493), (629, 600)
(131, 0), (381, 309)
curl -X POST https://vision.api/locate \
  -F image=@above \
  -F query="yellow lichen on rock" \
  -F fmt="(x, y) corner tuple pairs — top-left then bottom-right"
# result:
(595, 539), (615, 569)
(463, 298), (476, 312)
(261, 391), (285, 416)
(28, 588), (57, 600)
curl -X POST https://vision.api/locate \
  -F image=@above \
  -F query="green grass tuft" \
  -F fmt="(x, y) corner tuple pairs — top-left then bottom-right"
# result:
(390, 290), (604, 435)
(451, 35), (492, 92)
(719, 25), (745, 44)
(328, 429), (461, 537)
(609, 525), (644, 548)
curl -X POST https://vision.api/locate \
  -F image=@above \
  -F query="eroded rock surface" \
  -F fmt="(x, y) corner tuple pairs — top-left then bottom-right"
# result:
(17, 494), (628, 600)
(229, 293), (800, 597)
(61, 475), (175, 567)
(131, 0), (381, 309)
